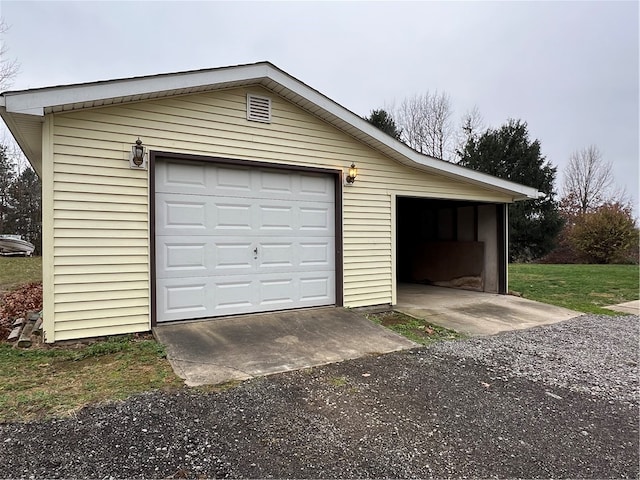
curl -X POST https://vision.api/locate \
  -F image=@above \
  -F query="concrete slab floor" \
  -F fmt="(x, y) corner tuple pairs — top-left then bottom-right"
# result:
(153, 307), (417, 387)
(395, 283), (582, 337)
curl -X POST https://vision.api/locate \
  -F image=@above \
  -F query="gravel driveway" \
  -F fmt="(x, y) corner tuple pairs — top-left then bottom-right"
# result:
(1, 314), (638, 479)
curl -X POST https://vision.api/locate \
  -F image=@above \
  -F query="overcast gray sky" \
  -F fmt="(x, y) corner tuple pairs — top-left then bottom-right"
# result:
(2, 1), (638, 210)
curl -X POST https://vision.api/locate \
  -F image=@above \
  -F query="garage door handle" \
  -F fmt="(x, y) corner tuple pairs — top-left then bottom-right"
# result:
(253, 247), (258, 258)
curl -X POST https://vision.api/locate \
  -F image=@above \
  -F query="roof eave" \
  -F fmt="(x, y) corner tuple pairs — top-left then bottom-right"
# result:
(1, 61), (540, 200)
(2, 62), (274, 116)
(0, 106), (43, 176)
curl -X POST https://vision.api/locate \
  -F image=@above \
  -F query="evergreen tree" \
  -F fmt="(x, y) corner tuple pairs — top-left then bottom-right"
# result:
(365, 109), (403, 140)
(6, 166), (42, 254)
(0, 145), (16, 233)
(458, 119), (563, 261)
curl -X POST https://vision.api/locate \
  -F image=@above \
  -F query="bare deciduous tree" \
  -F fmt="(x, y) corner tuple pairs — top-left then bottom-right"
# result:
(0, 18), (19, 91)
(2, 132), (29, 173)
(395, 91), (453, 160)
(562, 145), (614, 214)
(455, 105), (485, 158)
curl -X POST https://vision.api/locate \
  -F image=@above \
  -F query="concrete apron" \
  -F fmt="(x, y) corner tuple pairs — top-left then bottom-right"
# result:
(153, 307), (417, 387)
(396, 283), (582, 337)
(604, 300), (640, 315)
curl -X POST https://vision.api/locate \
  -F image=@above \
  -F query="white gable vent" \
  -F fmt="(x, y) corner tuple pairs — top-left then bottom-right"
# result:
(246, 94), (272, 123)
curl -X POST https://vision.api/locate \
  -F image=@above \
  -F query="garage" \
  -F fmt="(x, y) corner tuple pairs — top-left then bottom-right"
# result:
(1, 61), (539, 342)
(154, 156), (339, 322)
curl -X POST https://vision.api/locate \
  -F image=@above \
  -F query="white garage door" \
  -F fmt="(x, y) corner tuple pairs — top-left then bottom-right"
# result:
(155, 159), (336, 322)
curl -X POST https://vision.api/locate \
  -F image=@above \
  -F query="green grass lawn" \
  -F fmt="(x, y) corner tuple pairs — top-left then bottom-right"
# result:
(0, 258), (187, 421)
(0, 335), (185, 421)
(509, 263), (639, 315)
(0, 256), (42, 292)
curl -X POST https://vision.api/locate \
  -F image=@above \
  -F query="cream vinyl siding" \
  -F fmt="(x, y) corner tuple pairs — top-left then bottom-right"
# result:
(47, 86), (512, 341)
(48, 113), (150, 342)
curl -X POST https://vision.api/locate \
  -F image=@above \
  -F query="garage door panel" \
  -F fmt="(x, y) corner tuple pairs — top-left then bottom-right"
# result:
(157, 197), (208, 232)
(166, 202), (207, 228)
(214, 241), (254, 272)
(215, 202), (253, 230)
(158, 236), (335, 278)
(215, 166), (253, 193)
(256, 272), (333, 307)
(300, 275), (334, 302)
(160, 280), (209, 318)
(157, 195), (334, 237)
(300, 206), (332, 231)
(158, 273), (335, 322)
(162, 161), (209, 191)
(259, 205), (294, 231)
(214, 279), (254, 309)
(258, 169), (294, 195)
(259, 201), (333, 234)
(259, 278), (296, 307)
(156, 160), (336, 322)
(257, 237), (334, 273)
(164, 243), (207, 271)
(258, 242), (295, 268)
(159, 236), (254, 277)
(157, 194), (253, 236)
(300, 174), (333, 199)
(300, 240), (333, 267)
(157, 162), (336, 200)
(165, 162), (209, 190)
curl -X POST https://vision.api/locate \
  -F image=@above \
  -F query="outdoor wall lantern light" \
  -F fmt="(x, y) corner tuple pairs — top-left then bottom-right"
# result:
(345, 162), (358, 184)
(129, 137), (148, 170)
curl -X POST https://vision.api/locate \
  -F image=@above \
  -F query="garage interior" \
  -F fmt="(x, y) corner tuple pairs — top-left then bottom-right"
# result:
(396, 197), (507, 294)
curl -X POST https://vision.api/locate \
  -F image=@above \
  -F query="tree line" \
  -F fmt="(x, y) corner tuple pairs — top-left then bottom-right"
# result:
(0, 101), (636, 264)
(365, 102), (638, 265)
(0, 144), (42, 254)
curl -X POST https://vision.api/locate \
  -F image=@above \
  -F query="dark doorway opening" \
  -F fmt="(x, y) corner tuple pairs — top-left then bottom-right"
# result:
(396, 197), (506, 293)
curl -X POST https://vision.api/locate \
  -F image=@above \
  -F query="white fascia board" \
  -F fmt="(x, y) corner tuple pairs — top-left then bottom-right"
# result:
(2, 63), (273, 116)
(406, 153), (541, 200)
(267, 67), (541, 201)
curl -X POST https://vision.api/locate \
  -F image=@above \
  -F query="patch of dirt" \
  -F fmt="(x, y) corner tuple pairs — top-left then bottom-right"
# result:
(370, 311), (452, 342)
(374, 311), (409, 327)
(589, 292), (615, 298)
